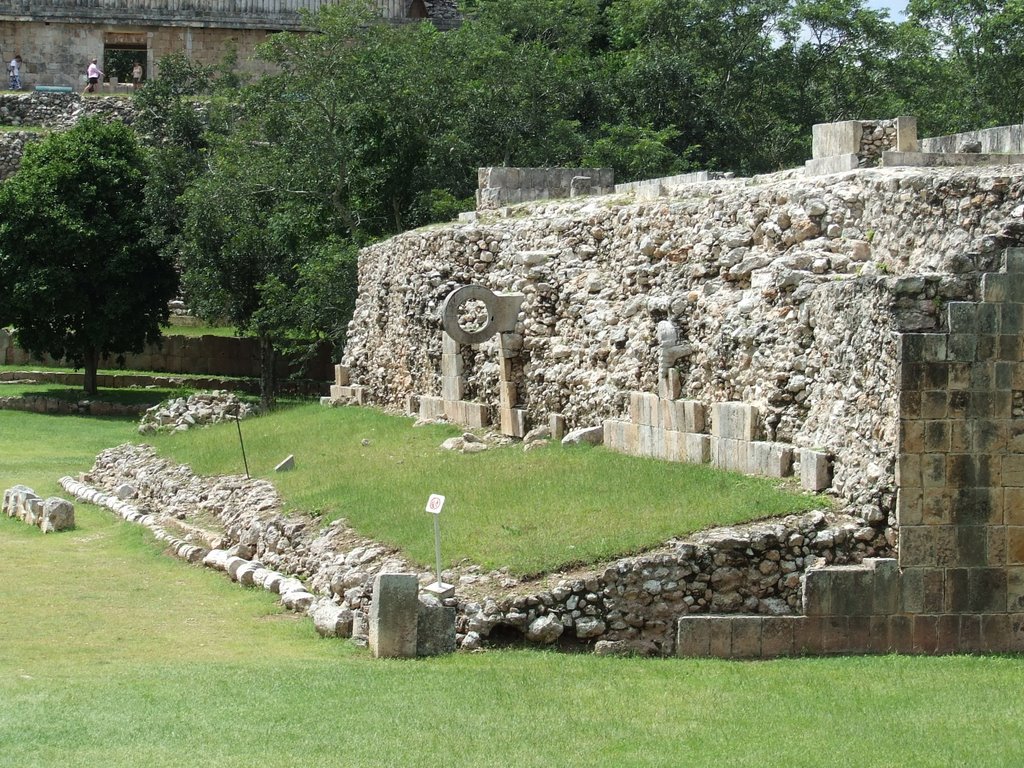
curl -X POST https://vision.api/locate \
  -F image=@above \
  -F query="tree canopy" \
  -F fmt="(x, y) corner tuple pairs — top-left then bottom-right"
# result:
(163, 0), (1024, 405)
(0, 118), (178, 394)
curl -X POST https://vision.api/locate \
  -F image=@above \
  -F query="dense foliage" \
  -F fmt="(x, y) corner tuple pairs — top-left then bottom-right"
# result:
(164, 0), (1024, 405)
(0, 119), (177, 394)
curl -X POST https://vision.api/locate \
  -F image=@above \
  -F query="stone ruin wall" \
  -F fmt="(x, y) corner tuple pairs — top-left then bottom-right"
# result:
(0, 92), (137, 180)
(343, 166), (1024, 527)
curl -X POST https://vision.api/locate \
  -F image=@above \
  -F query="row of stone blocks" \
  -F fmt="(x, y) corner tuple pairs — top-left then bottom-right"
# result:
(2, 485), (74, 533)
(676, 611), (1024, 658)
(606, 396), (831, 491)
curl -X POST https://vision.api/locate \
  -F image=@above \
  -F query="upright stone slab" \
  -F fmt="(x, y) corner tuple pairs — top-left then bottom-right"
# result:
(369, 573), (420, 659)
(416, 595), (456, 657)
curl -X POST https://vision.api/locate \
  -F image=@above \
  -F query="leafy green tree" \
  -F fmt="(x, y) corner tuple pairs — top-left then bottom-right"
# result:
(906, 0), (1024, 130)
(0, 118), (177, 395)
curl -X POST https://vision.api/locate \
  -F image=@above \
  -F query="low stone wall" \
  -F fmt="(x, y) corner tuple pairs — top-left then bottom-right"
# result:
(0, 394), (146, 417)
(0, 130), (42, 178)
(77, 443), (889, 655)
(0, 328), (333, 381)
(805, 117), (918, 176)
(476, 166), (615, 209)
(0, 92), (138, 179)
(922, 124), (1024, 155)
(2, 485), (74, 533)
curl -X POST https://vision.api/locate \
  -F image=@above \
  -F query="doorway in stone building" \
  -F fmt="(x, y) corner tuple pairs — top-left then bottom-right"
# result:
(104, 33), (147, 86)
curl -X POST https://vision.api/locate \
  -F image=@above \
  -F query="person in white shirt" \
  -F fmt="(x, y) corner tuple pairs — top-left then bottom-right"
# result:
(8, 55), (22, 90)
(84, 58), (103, 94)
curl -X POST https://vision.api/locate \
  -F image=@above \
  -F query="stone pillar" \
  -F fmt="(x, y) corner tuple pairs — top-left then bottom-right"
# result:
(368, 573), (420, 659)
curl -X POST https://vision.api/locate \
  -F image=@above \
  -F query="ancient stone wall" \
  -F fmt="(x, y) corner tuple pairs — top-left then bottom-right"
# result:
(343, 165), (1024, 523)
(476, 166), (615, 210)
(1, 327), (333, 381)
(73, 443), (888, 655)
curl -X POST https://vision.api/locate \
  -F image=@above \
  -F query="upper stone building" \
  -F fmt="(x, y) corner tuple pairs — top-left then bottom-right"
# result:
(0, 0), (458, 89)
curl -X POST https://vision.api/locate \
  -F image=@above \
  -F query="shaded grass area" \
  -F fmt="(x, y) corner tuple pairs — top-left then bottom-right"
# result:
(0, 363), (249, 383)
(1, 507), (1024, 767)
(149, 403), (826, 576)
(0, 409), (139, 496)
(0, 382), (197, 406)
(162, 323), (237, 338)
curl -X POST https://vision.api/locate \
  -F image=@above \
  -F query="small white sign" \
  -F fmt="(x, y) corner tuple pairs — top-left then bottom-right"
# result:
(425, 494), (446, 515)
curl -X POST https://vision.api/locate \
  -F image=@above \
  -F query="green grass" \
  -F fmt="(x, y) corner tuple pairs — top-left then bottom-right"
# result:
(1, 504), (1023, 767)
(0, 363), (249, 383)
(0, 382), (196, 406)
(162, 323), (237, 338)
(147, 403), (825, 576)
(0, 409), (138, 495)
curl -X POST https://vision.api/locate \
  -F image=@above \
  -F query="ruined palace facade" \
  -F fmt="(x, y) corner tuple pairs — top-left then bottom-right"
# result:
(0, 0), (458, 89)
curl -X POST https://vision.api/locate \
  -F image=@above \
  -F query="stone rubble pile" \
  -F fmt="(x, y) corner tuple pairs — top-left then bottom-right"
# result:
(78, 443), (890, 654)
(2, 485), (75, 533)
(857, 119), (900, 167)
(138, 391), (258, 434)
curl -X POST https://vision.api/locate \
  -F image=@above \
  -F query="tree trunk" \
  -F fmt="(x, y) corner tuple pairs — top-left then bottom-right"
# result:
(258, 332), (277, 411)
(83, 345), (99, 396)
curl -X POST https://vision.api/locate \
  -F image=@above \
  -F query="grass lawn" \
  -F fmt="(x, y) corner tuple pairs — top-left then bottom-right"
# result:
(1, 504), (1024, 768)
(162, 323), (237, 338)
(147, 402), (827, 576)
(2, 397), (1024, 767)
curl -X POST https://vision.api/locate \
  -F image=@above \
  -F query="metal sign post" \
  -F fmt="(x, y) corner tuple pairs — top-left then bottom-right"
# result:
(424, 494), (455, 598)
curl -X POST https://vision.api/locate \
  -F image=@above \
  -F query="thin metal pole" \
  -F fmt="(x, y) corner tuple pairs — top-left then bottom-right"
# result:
(235, 411), (250, 479)
(433, 514), (443, 586)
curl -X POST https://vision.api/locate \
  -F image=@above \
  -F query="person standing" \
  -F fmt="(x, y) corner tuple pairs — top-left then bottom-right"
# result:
(83, 58), (103, 94)
(8, 55), (22, 91)
(131, 61), (143, 90)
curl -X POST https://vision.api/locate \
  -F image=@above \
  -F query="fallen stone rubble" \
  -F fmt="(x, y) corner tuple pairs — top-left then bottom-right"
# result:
(74, 443), (893, 654)
(138, 391), (258, 434)
(2, 485), (75, 533)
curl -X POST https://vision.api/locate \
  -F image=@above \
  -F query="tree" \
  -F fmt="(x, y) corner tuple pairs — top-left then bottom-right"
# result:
(0, 118), (177, 395)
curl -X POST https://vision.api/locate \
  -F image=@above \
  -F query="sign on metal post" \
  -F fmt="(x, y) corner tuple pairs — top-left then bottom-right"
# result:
(424, 494), (454, 598)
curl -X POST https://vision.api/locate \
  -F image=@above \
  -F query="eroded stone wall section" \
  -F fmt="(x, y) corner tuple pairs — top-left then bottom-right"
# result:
(676, 248), (1024, 657)
(343, 166), (1024, 522)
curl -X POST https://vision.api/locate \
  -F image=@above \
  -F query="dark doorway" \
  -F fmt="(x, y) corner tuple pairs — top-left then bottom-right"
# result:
(104, 47), (145, 84)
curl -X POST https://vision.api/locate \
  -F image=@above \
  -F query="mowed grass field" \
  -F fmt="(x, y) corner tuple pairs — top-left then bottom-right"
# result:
(2, 398), (1024, 766)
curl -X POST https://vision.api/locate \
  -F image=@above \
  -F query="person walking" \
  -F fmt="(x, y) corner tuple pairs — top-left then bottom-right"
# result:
(83, 58), (103, 94)
(131, 61), (143, 90)
(8, 55), (22, 91)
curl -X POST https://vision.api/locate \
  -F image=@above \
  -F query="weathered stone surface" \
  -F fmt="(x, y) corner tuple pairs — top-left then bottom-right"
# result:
(561, 426), (604, 446)
(39, 499), (74, 536)
(526, 614), (564, 644)
(416, 595), (457, 656)
(368, 573), (420, 658)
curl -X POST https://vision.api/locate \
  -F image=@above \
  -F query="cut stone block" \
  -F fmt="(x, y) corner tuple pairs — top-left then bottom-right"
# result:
(418, 396), (445, 420)
(441, 376), (464, 402)
(334, 364), (350, 386)
(549, 413), (566, 441)
(658, 369), (681, 400)
(274, 455), (295, 472)
(685, 433), (711, 464)
(500, 408), (527, 438)
(800, 449), (832, 491)
(712, 402), (759, 441)
(748, 441), (794, 478)
(416, 595), (456, 657)
(369, 573), (420, 659)
(461, 401), (490, 429)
